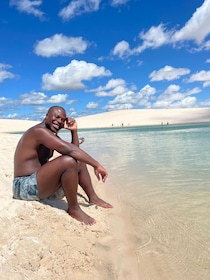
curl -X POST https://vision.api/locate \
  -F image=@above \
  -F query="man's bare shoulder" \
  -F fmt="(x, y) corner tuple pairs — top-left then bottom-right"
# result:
(23, 123), (54, 140)
(26, 123), (50, 133)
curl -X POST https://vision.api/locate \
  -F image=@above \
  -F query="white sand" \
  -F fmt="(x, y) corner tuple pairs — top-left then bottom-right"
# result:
(1, 108), (210, 279)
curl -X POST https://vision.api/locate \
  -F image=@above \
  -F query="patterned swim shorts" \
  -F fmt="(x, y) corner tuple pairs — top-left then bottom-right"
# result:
(13, 172), (40, 201)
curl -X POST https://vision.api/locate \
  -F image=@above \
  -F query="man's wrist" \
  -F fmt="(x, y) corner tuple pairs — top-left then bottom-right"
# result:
(71, 129), (78, 133)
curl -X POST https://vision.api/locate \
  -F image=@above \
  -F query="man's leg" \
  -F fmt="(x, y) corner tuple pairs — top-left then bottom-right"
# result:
(78, 162), (113, 208)
(36, 156), (96, 225)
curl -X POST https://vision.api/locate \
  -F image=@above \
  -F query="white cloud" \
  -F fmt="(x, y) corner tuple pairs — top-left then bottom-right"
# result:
(112, 41), (131, 58)
(111, 0), (129, 6)
(178, 96), (197, 107)
(42, 60), (111, 91)
(138, 84), (156, 97)
(34, 34), (89, 57)
(187, 70), (210, 87)
(104, 103), (133, 111)
(149, 65), (190, 81)
(203, 81), (210, 87)
(10, 0), (44, 18)
(7, 113), (19, 119)
(89, 78), (126, 92)
(86, 101), (98, 109)
(0, 63), (15, 83)
(138, 24), (171, 50)
(20, 92), (68, 105)
(112, 24), (171, 57)
(102, 84), (156, 111)
(172, 0), (210, 44)
(100, 85), (127, 97)
(199, 99), (210, 106)
(107, 90), (136, 105)
(91, 78), (127, 96)
(20, 92), (48, 105)
(59, 0), (101, 21)
(152, 84), (199, 108)
(48, 94), (68, 103)
(113, 0), (210, 58)
(0, 96), (14, 105)
(153, 96), (197, 109)
(193, 40), (210, 51)
(158, 85), (183, 102)
(100, 78), (126, 90)
(186, 87), (201, 95)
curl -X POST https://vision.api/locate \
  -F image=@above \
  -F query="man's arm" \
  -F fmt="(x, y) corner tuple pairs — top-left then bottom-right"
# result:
(37, 128), (108, 182)
(64, 117), (79, 147)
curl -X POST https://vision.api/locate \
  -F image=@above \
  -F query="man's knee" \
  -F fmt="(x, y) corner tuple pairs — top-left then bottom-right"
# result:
(78, 161), (87, 172)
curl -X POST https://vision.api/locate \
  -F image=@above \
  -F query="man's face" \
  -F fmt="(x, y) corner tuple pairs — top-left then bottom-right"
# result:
(46, 108), (66, 133)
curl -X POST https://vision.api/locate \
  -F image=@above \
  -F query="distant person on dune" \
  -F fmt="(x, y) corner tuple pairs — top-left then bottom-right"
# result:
(13, 106), (112, 225)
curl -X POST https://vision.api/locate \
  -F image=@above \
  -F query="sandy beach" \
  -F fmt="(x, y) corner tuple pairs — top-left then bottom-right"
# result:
(1, 108), (210, 279)
(0, 121), (116, 280)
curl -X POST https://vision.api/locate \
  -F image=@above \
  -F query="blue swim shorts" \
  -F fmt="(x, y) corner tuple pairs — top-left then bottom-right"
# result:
(13, 172), (40, 201)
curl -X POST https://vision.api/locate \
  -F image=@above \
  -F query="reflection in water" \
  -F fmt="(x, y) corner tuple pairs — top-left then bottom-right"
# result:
(61, 123), (210, 279)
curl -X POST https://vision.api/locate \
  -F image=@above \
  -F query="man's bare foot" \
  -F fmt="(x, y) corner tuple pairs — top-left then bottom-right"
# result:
(68, 208), (96, 225)
(89, 196), (113, 208)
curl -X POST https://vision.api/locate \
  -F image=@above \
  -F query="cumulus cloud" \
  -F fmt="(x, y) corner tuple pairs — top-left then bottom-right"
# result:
(34, 34), (89, 57)
(149, 66), (190, 81)
(20, 92), (68, 105)
(0, 63), (15, 83)
(152, 84), (199, 108)
(172, 0), (210, 44)
(112, 0), (210, 58)
(0, 96), (14, 106)
(138, 24), (171, 50)
(86, 101), (98, 109)
(89, 78), (127, 96)
(103, 84), (156, 111)
(9, 0), (44, 18)
(59, 0), (101, 21)
(138, 84), (156, 97)
(48, 94), (68, 103)
(187, 70), (210, 87)
(102, 81), (201, 111)
(20, 92), (48, 105)
(112, 41), (131, 58)
(112, 24), (172, 57)
(153, 96), (197, 109)
(42, 60), (111, 91)
(107, 91), (136, 105)
(99, 78), (126, 90)
(97, 85), (127, 97)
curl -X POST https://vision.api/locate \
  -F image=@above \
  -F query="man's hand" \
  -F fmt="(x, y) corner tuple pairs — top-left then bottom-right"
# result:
(94, 165), (108, 182)
(64, 117), (77, 131)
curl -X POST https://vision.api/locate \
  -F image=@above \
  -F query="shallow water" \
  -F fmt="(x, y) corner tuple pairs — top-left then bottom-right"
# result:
(61, 123), (210, 279)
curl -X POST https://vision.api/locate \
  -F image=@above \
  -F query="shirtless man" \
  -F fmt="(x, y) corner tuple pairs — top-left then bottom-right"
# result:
(13, 106), (112, 225)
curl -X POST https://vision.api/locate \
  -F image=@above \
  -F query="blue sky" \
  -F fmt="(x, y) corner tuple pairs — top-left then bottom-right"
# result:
(0, 0), (210, 120)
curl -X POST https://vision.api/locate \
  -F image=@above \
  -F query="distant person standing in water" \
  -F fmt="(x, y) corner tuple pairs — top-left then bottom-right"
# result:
(13, 106), (112, 225)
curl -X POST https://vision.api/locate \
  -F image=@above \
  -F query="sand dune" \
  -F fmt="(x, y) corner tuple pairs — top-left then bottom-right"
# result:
(76, 108), (210, 128)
